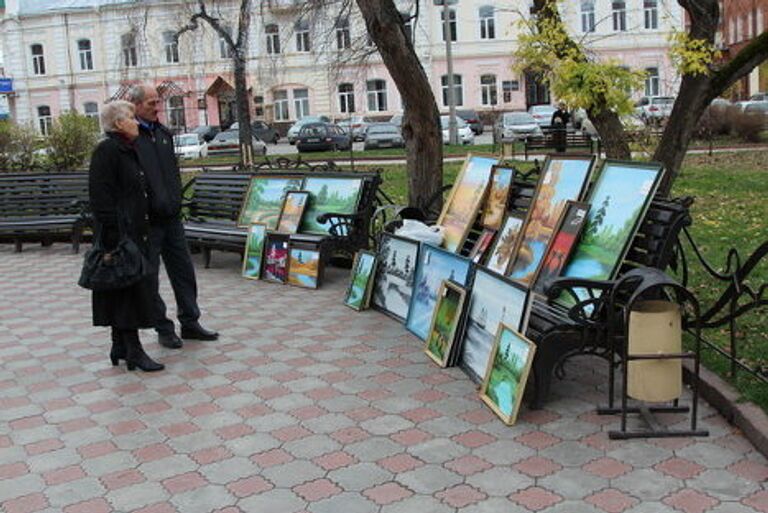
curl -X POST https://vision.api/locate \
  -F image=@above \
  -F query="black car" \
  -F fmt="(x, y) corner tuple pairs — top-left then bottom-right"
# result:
(456, 109), (484, 135)
(296, 123), (351, 152)
(192, 125), (220, 142)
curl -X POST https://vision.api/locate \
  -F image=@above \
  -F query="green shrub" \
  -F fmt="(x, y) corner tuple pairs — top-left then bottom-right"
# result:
(0, 121), (40, 171)
(46, 111), (100, 171)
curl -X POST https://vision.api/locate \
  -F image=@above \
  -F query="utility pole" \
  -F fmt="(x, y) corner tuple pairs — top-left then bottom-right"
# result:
(439, 0), (458, 145)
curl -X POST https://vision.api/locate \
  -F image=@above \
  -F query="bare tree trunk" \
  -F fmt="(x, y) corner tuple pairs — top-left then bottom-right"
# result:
(589, 107), (632, 159)
(355, 0), (442, 210)
(233, 55), (253, 164)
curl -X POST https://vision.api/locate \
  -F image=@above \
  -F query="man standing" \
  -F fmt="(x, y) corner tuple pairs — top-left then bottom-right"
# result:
(128, 85), (218, 348)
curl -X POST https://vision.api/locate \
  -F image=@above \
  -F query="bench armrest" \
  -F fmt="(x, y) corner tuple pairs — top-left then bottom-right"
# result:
(544, 276), (616, 325)
(317, 211), (366, 238)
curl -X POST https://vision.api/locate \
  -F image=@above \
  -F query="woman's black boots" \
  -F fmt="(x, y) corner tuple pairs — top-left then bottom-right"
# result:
(121, 329), (164, 372)
(110, 327), (126, 366)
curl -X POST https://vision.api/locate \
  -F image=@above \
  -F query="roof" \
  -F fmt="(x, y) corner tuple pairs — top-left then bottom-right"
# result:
(19, 0), (137, 15)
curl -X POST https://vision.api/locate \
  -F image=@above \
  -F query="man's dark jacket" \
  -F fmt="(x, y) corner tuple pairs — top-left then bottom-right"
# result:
(135, 122), (182, 222)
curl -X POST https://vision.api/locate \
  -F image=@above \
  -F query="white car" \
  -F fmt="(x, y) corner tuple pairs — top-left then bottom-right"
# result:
(173, 133), (208, 159)
(528, 104), (557, 127)
(496, 111), (543, 141)
(440, 115), (475, 145)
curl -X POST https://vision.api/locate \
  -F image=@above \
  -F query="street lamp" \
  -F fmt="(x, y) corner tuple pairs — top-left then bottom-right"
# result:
(436, 0), (459, 146)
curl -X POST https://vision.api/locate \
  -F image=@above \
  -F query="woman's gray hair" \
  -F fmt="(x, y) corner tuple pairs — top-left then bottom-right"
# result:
(100, 100), (135, 132)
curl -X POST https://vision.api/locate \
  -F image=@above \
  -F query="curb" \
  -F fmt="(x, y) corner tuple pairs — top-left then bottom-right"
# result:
(684, 360), (768, 457)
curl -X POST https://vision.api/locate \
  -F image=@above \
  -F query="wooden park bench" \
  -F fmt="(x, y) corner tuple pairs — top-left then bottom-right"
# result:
(524, 129), (601, 160)
(0, 171), (89, 253)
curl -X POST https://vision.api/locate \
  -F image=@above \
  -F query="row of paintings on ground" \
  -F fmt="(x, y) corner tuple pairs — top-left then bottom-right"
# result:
(242, 225), (324, 289)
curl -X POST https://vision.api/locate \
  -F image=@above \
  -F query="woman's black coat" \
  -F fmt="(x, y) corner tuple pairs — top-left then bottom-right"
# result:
(88, 132), (156, 329)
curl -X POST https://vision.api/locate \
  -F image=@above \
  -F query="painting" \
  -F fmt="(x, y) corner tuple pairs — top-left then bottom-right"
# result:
(486, 214), (525, 275)
(468, 229), (496, 265)
(277, 191), (310, 234)
(531, 201), (590, 294)
(406, 244), (472, 341)
(561, 160), (664, 287)
(344, 250), (378, 311)
(238, 176), (304, 228)
(425, 280), (467, 367)
(479, 324), (536, 425)
(508, 155), (594, 284)
(288, 243), (322, 289)
(300, 177), (364, 234)
(459, 267), (530, 383)
(241, 223), (267, 280)
(437, 155), (497, 253)
(371, 233), (420, 322)
(263, 233), (290, 284)
(481, 166), (515, 230)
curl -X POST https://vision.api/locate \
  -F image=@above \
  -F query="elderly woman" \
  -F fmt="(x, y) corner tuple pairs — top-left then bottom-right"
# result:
(89, 100), (163, 372)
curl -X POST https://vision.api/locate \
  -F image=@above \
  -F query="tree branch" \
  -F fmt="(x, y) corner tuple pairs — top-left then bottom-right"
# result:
(710, 31), (768, 97)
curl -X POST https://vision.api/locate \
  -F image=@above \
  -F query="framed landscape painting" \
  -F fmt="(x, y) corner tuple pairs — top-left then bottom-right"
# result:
(371, 233), (420, 322)
(344, 250), (378, 311)
(238, 176), (304, 228)
(300, 177), (363, 234)
(263, 233), (290, 284)
(486, 214), (525, 275)
(406, 244), (472, 341)
(425, 280), (467, 367)
(481, 166), (515, 230)
(508, 155), (595, 284)
(277, 191), (310, 234)
(437, 155), (497, 253)
(479, 324), (536, 425)
(242, 223), (267, 280)
(531, 201), (590, 295)
(288, 243), (323, 289)
(459, 267), (530, 382)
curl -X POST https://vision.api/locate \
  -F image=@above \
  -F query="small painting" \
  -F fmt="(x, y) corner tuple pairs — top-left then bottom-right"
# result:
(288, 243), (322, 289)
(263, 233), (290, 284)
(437, 155), (497, 253)
(482, 166), (515, 230)
(406, 244), (472, 341)
(371, 233), (420, 322)
(468, 229), (496, 265)
(277, 191), (310, 234)
(479, 324), (536, 425)
(459, 267), (530, 382)
(238, 176), (304, 228)
(344, 250), (378, 311)
(242, 223), (267, 280)
(531, 201), (590, 294)
(300, 177), (364, 234)
(425, 280), (467, 367)
(486, 214), (525, 275)
(508, 155), (594, 284)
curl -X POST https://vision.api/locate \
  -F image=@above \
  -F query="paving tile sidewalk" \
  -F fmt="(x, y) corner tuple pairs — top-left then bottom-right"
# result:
(1, 245), (766, 513)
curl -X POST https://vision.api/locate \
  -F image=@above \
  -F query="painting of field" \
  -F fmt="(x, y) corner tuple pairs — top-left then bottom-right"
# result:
(241, 224), (266, 280)
(288, 247), (321, 289)
(300, 177), (363, 234)
(238, 177), (304, 228)
(425, 281), (466, 367)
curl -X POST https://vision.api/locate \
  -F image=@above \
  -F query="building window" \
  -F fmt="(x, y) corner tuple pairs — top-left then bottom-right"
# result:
(121, 32), (138, 67)
(441, 74), (463, 107)
(219, 26), (233, 58)
(758, 8), (765, 34)
(77, 39), (93, 71)
(480, 74), (497, 106)
(31, 44), (46, 75)
(83, 102), (99, 119)
(441, 9), (457, 42)
(502, 80), (519, 103)
(274, 90), (289, 121)
(366, 79), (387, 112)
(163, 31), (179, 63)
(581, 1), (596, 33)
(266, 24), (280, 55)
(479, 6), (495, 40)
(644, 0), (658, 30)
(336, 17), (350, 50)
(293, 88), (310, 118)
(338, 83), (355, 113)
(166, 96), (186, 132)
(401, 11), (413, 43)
(295, 19), (310, 52)
(645, 67), (660, 96)
(612, 1), (627, 31)
(37, 106), (52, 135)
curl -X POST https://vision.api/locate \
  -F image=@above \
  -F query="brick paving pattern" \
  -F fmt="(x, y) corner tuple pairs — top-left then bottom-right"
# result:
(1, 245), (767, 513)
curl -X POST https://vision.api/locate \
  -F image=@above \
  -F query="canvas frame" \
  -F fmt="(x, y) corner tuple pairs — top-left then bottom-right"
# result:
(287, 241), (324, 289)
(300, 176), (364, 235)
(371, 233), (421, 323)
(479, 323), (536, 425)
(424, 280), (467, 367)
(241, 223), (267, 280)
(486, 213), (525, 276)
(344, 250), (378, 311)
(237, 175), (304, 228)
(481, 165), (516, 230)
(276, 190), (310, 234)
(468, 228), (496, 265)
(262, 232), (291, 284)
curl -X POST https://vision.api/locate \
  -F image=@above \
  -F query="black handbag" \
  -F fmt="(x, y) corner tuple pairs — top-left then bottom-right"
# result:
(78, 209), (149, 291)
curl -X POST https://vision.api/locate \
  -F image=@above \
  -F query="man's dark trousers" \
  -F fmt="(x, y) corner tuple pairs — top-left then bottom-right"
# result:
(147, 217), (200, 335)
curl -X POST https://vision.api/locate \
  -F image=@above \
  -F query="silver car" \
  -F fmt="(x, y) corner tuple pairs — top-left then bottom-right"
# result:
(496, 111), (543, 141)
(363, 123), (404, 150)
(206, 129), (267, 157)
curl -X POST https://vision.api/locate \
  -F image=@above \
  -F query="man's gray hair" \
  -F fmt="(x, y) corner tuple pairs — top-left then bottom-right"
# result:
(100, 100), (135, 132)
(126, 85), (149, 105)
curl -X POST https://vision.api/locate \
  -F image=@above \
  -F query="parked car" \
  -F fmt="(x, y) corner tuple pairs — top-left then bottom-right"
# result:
(287, 115), (331, 144)
(456, 109), (483, 134)
(192, 125), (220, 142)
(635, 96), (675, 125)
(388, 114), (403, 128)
(744, 101), (768, 128)
(528, 104), (557, 127)
(296, 123), (351, 152)
(173, 133), (208, 160)
(749, 92), (767, 102)
(206, 129), (267, 157)
(440, 115), (475, 145)
(495, 111), (543, 141)
(363, 123), (404, 150)
(336, 116), (373, 141)
(227, 121), (279, 144)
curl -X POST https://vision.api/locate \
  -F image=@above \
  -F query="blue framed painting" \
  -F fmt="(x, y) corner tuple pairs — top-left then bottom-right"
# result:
(406, 244), (472, 341)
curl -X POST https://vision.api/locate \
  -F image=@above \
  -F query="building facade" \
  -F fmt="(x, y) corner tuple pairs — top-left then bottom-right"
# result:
(720, 0), (768, 98)
(1, 0), (684, 134)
